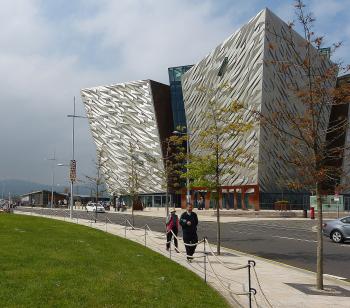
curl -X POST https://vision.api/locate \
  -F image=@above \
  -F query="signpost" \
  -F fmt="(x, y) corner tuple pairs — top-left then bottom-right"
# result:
(335, 191), (340, 218)
(70, 160), (76, 182)
(69, 159), (76, 219)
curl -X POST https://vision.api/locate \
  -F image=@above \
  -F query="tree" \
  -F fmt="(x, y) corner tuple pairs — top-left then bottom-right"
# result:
(183, 84), (256, 255)
(259, 0), (350, 290)
(124, 142), (141, 227)
(159, 132), (188, 216)
(122, 141), (154, 226)
(84, 149), (108, 222)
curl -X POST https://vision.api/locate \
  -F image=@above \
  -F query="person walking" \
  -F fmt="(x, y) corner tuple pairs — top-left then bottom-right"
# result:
(180, 203), (198, 261)
(198, 196), (204, 210)
(166, 208), (179, 252)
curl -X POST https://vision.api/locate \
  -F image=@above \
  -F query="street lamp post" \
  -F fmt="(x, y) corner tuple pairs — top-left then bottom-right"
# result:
(67, 97), (88, 219)
(1, 181), (5, 200)
(46, 152), (56, 208)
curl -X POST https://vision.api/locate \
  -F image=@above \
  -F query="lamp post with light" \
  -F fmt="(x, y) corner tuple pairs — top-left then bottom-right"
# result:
(66, 97), (88, 219)
(46, 152), (56, 208)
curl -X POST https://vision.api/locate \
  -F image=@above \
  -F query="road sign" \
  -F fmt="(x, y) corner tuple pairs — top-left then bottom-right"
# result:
(335, 191), (340, 202)
(70, 160), (76, 182)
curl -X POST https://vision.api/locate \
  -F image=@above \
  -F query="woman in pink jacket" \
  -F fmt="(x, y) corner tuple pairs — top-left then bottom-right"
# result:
(166, 208), (179, 252)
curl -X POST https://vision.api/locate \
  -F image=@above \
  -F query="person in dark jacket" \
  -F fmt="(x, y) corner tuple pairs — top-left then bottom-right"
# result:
(180, 203), (198, 261)
(166, 208), (179, 252)
(197, 196), (204, 210)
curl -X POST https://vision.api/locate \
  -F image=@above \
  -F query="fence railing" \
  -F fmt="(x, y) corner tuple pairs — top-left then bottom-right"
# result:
(15, 207), (273, 308)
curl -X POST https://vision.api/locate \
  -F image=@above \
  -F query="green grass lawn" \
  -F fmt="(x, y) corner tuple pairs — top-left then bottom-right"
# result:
(0, 214), (228, 308)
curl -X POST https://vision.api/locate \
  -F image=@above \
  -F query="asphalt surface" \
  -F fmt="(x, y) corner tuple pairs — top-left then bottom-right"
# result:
(16, 207), (350, 282)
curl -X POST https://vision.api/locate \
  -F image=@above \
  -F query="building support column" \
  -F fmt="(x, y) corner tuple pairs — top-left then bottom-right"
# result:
(205, 192), (211, 209)
(234, 189), (238, 210)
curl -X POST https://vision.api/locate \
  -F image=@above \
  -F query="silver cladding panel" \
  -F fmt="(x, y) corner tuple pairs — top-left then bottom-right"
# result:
(182, 10), (266, 187)
(182, 8), (333, 191)
(259, 9), (333, 191)
(81, 80), (165, 195)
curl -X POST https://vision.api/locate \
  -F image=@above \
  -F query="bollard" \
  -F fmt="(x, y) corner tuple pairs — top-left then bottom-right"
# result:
(124, 219), (127, 238)
(310, 207), (315, 220)
(144, 226), (147, 247)
(105, 217), (108, 232)
(248, 260), (257, 308)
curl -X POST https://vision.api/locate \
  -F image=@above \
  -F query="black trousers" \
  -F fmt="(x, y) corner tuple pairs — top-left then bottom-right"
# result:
(184, 236), (198, 259)
(166, 228), (178, 249)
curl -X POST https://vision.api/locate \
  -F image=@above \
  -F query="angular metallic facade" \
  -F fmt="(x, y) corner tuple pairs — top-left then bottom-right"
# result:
(81, 80), (172, 195)
(182, 8), (334, 192)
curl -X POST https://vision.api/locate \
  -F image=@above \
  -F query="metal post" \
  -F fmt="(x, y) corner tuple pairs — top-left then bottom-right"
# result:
(70, 181), (74, 219)
(69, 97), (76, 220)
(204, 237), (207, 283)
(47, 152), (56, 209)
(248, 261), (252, 308)
(51, 165), (54, 209)
(337, 202), (339, 219)
(248, 260), (257, 308)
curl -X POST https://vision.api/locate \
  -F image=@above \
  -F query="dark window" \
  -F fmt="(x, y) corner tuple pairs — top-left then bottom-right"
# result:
(168, 65), (194, 129)
(218, 57), (229, 77)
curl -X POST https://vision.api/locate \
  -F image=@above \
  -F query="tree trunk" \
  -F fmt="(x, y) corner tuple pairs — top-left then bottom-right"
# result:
(216, 195), (221, 255)
(215, 132), (221, 256)
(166, 186), (169, 217)
(316, 182), (324, 290)
(132, 194), (134, 228)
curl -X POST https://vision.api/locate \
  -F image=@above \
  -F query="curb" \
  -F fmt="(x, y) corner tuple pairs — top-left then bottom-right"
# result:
(221, 245), (350, 286)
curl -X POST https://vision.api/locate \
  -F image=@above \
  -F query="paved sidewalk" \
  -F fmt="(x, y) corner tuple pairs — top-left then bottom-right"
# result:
(15, 211), (350, 308)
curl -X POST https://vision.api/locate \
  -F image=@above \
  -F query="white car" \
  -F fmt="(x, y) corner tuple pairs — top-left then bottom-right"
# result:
(86, 203), (105, 213)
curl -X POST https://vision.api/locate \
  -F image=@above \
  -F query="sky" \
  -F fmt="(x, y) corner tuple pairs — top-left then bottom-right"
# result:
(0, 0), (349, 187)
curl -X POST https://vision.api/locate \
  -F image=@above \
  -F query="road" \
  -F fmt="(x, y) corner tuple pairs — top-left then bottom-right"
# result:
(16, 207), (350, 282)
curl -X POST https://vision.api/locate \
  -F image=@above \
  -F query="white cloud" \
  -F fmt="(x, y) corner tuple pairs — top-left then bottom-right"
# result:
(75, 0), (251, 83)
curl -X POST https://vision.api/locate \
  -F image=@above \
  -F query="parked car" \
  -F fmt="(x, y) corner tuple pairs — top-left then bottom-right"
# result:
(323, 216), (350, 243)
(86, 203), (105, 213)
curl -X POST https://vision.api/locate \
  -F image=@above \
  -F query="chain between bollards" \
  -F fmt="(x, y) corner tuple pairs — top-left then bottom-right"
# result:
(248, 260), (257, 308)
